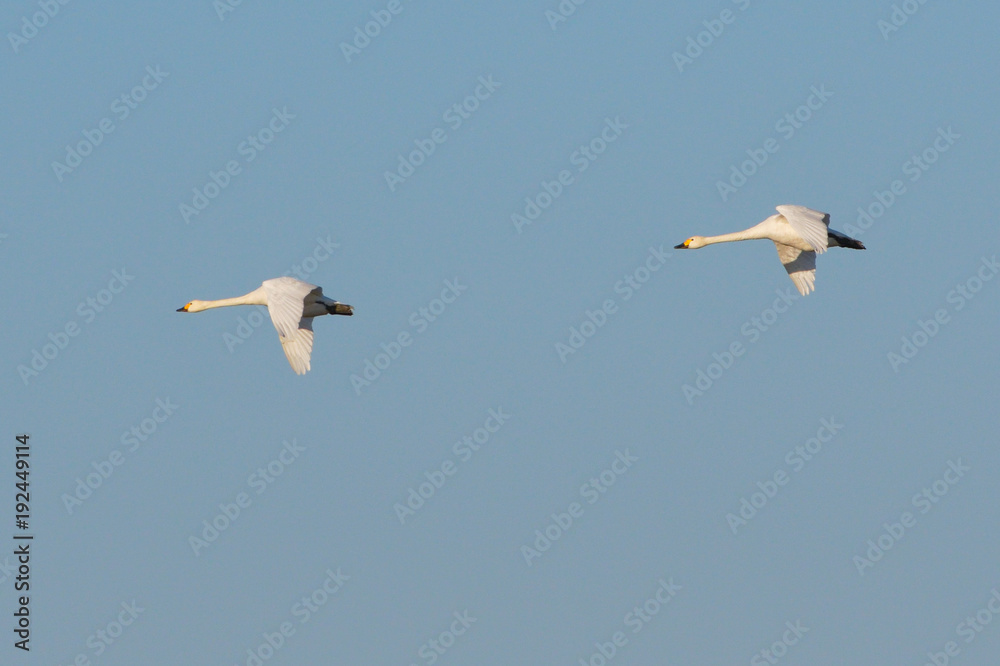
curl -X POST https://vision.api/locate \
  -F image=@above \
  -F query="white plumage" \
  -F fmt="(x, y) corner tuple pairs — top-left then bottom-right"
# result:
(177, 277), (353, 374)
(674, 205), (865, 295)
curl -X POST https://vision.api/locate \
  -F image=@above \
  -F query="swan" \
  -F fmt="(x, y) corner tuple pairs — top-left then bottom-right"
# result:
(674, 205), (865, 295)
(177, 277), (353, 374)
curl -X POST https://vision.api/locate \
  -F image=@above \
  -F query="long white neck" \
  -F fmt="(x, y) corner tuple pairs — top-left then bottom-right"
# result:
(197, 287), (267, 310)
(701, 225), (769, 246)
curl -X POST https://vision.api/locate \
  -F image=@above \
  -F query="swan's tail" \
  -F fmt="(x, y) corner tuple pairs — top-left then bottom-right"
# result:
(327, 303), (354, 316)
(828, 230), (865, 250)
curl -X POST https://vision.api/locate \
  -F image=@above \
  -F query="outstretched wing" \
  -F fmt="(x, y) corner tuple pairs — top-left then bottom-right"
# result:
(262, 277), (321, 374)
(774, 242), (816, 296)
(776, 205), (829, 255)
(279, 317), (314, 375)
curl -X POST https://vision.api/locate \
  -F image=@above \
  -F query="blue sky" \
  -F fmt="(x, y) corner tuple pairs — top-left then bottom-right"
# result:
(3, 1), (999, 664)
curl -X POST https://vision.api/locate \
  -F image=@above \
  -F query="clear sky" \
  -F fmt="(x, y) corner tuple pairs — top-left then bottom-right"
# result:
(3, 1), (999, 664)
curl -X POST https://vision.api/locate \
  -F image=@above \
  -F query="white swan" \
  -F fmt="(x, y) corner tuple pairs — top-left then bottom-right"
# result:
(674, 205), (865, 295)
(177, 277), (353, 374)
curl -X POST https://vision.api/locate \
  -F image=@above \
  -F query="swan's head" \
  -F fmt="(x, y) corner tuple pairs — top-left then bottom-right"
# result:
(176, 300), (208, 313)
(675, 236), (707, 249)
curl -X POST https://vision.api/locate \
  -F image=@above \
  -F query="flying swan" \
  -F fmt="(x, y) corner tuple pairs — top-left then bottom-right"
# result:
(674, 205), (865, 295)
(177, 277), (353, 374)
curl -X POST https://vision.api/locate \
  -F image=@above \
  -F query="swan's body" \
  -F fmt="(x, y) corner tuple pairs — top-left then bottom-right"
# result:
(674, 205), (864, 295)
(177, 277), (353, 374)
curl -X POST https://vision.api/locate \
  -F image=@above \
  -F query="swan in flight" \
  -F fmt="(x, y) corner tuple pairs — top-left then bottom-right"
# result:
(674, 205), (865, 295)
(177, 277), (353, 374)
